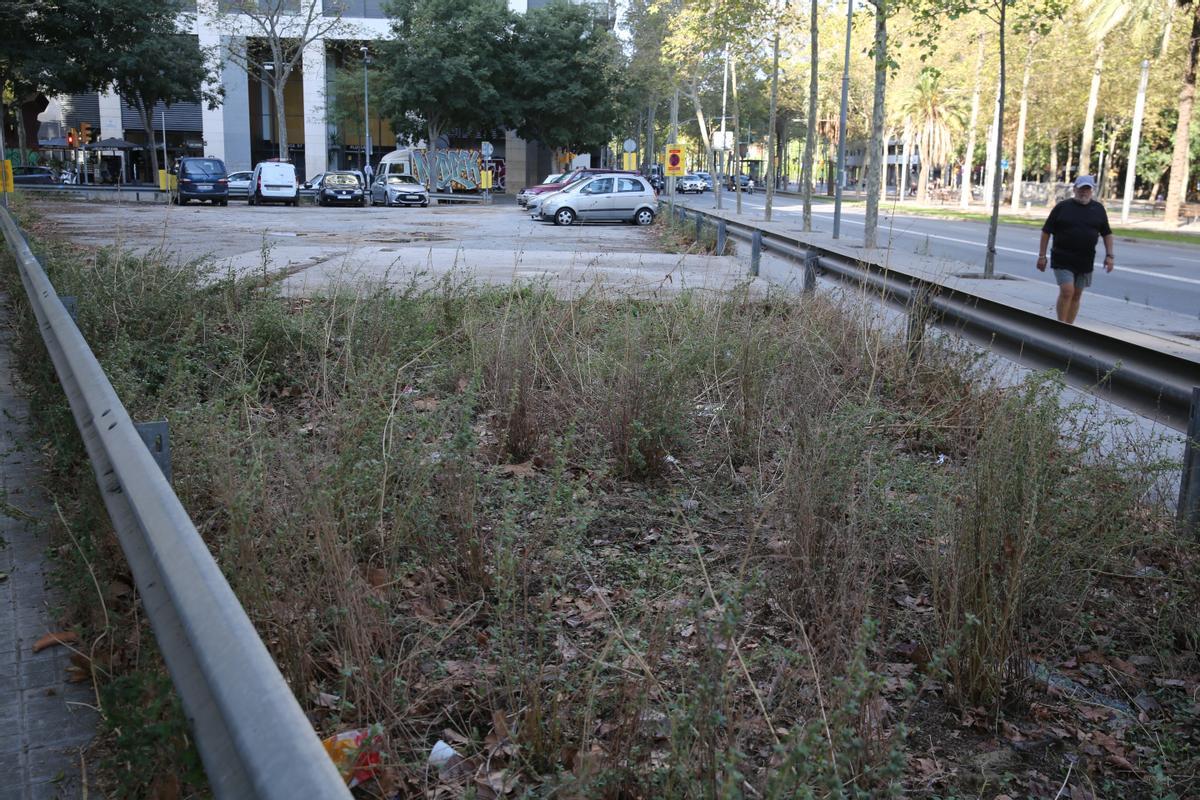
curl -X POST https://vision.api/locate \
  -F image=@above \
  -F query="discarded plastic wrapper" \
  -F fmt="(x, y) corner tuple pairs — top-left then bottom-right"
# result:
(428, 739), (460, 770)
(322, 724), (384, 788)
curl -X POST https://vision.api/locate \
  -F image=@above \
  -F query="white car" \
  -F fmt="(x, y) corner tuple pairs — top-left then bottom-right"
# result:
(226, 170), (253, 198)
(535, 175), (657, 226)
(677, 175), (705, 194)
(248, 161), (299, 206)
(370, 174), (429, 207)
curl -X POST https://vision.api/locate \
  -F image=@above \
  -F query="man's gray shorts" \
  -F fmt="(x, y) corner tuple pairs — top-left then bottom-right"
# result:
(1053, 268), (1092, 289)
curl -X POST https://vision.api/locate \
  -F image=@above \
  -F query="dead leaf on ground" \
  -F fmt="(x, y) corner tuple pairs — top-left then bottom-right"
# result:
(497, 461), (536, 478)
(32, 631), (78, 653)
(364, 567), (388, 589)
(413, 397), (440, 412)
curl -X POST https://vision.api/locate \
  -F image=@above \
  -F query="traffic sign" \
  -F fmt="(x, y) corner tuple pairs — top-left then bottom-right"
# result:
(622, 152), (637, 171)
(481, 141), (494, 158)
(665, 145), (685, 177)
(623, 138), (637, 153)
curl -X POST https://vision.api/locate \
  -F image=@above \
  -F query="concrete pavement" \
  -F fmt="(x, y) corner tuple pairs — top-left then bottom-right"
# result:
(0, 292), (97, 800)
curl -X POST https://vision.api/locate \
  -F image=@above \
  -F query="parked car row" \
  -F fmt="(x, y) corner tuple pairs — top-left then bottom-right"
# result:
(167, 157), (429, 209)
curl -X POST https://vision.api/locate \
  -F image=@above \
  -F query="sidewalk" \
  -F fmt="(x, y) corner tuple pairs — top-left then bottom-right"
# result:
(681, 197), (1200, 361)
(0, 292), (97, 800)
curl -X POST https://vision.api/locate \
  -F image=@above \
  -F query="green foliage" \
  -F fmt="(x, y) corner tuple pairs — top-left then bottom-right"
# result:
(512, 1), (628, 152)
(100, 671), (207, 798)
(379, 0), (519, 146)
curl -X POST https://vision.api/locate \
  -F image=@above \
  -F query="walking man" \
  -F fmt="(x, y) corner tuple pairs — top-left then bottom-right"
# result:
(1037, 175), (1114, 324)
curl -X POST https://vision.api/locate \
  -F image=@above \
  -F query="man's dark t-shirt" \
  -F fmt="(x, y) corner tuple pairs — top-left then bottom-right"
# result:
(1042, 199), (1112, 273)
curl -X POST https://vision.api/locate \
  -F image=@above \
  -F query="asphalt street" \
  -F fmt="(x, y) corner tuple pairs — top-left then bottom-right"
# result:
(679, 192), (1200, 319)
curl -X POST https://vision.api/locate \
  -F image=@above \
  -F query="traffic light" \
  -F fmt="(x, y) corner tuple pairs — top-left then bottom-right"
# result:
(80, 122), (92, 144)
(67, 128), (77, 148)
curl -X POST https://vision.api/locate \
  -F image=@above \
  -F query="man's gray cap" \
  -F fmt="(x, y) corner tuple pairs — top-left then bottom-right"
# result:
(1074, 175), (1097, 189)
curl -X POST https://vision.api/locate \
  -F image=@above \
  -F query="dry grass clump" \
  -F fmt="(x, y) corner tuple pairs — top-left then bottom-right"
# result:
(4, 215), (1193, 799)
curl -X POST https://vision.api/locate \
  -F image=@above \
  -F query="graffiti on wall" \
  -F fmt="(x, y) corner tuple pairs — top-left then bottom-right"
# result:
(412, 149), (481, 192)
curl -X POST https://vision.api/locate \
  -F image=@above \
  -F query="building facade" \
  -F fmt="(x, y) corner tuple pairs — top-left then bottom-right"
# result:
(49, 0), (571, 190)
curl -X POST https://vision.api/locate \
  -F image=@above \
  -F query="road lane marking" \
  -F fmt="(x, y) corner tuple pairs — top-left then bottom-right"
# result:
(692, 200), (1200, 286)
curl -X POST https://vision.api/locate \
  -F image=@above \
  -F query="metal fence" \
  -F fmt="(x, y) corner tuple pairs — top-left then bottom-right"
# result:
(0, 204), (353, 799)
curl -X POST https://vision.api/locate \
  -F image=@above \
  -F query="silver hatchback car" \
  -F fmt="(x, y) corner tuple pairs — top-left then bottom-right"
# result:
(535, 174), (657, 226)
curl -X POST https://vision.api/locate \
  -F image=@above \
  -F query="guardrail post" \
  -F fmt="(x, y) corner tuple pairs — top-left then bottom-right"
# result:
(59, 296), (78, 324)
(695, 213), (703, 242)
(1180, 387), (1200, 536)
(135, 420), (172, 484)
(750, 231), (762, 277)
(802, 252), (819, 294)
(717, 220), (726, 255)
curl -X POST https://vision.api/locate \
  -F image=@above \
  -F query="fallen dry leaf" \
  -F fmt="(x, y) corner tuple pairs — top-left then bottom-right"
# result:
(413, 398), (440, 412)
(497, 462), (536, 478)
(32, 631), (78, 653)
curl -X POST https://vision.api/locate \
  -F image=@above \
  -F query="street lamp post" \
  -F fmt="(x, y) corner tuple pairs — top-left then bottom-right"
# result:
(361, 46), (372, 175)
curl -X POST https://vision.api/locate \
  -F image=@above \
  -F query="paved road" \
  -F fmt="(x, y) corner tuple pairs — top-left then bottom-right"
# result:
(679, 193), (1200, 319)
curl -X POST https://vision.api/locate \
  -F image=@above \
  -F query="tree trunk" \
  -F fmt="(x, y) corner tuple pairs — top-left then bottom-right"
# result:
(1163, 0), (1199, 226)
(802, 0), (818, 231)
(917, 126), (931, 204)
(14, 103), (28, 166)
(864, 0), (887, 248)
(1011, 36), (1033, 211)
(960, 35), (985, 208)
(1049, 131), (1058, 180)
(765, 29), (781, 221)
(137, 98), (160, 182)
(899, 124), (911, 200)
(273, 74), (289, 160)
(1121, 59), (1151, 222)
(645, 100), (657, 171)
(732, 59), (742, 214)
(984, 0), (1007, 278)
(686, 76), (712, 153)
(1079, 44), (1103, 178)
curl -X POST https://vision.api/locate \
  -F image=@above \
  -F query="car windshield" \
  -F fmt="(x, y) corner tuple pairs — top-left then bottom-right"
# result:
(562, 176), (590, 191)
(183, 159), (224, 178)
(387, 175), (419, 185)
(325, 174), (359, 186)
(542, 174), (561, 184)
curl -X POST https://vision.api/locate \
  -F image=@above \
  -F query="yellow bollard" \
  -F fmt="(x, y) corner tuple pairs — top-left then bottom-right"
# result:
(0, 160), (13, 193)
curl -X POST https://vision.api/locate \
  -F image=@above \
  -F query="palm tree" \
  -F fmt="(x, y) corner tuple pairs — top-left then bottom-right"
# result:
(901, 69), (964, 204)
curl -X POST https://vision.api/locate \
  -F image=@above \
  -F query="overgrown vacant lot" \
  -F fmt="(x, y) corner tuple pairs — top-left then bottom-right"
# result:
(6, 206), (1199, 799)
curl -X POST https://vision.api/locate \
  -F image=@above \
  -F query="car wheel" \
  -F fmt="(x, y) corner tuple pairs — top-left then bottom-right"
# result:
(554, 208), (576, 226)
(220, 200), (228, 207)
(421, 201), (428, 208)
(634, 208), (655, 226)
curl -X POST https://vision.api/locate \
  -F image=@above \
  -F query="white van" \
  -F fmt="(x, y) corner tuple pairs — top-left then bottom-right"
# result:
(248, 161), (299, 206)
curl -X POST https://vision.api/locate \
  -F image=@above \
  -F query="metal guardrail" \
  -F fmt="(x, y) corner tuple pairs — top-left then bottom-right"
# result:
(16, 184), (166, 202)
(0, 204), (352, 799)
(666, 202), (1200, 530)
(668, 202), (1200, 431)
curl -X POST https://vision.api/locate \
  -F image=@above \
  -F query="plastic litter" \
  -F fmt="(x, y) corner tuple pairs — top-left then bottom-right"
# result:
(428, 739), (460, 770)
(322, 724), (384, 788)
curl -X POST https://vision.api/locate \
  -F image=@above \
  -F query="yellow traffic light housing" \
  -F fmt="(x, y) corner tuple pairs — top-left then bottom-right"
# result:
(80, 122), (92, 144)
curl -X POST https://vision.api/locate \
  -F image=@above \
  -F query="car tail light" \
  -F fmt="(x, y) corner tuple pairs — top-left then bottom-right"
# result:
(217, 178), (228, 185)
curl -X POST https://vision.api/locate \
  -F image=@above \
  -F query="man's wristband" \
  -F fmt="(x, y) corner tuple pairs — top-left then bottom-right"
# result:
(1105, 254), (1114, 259)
